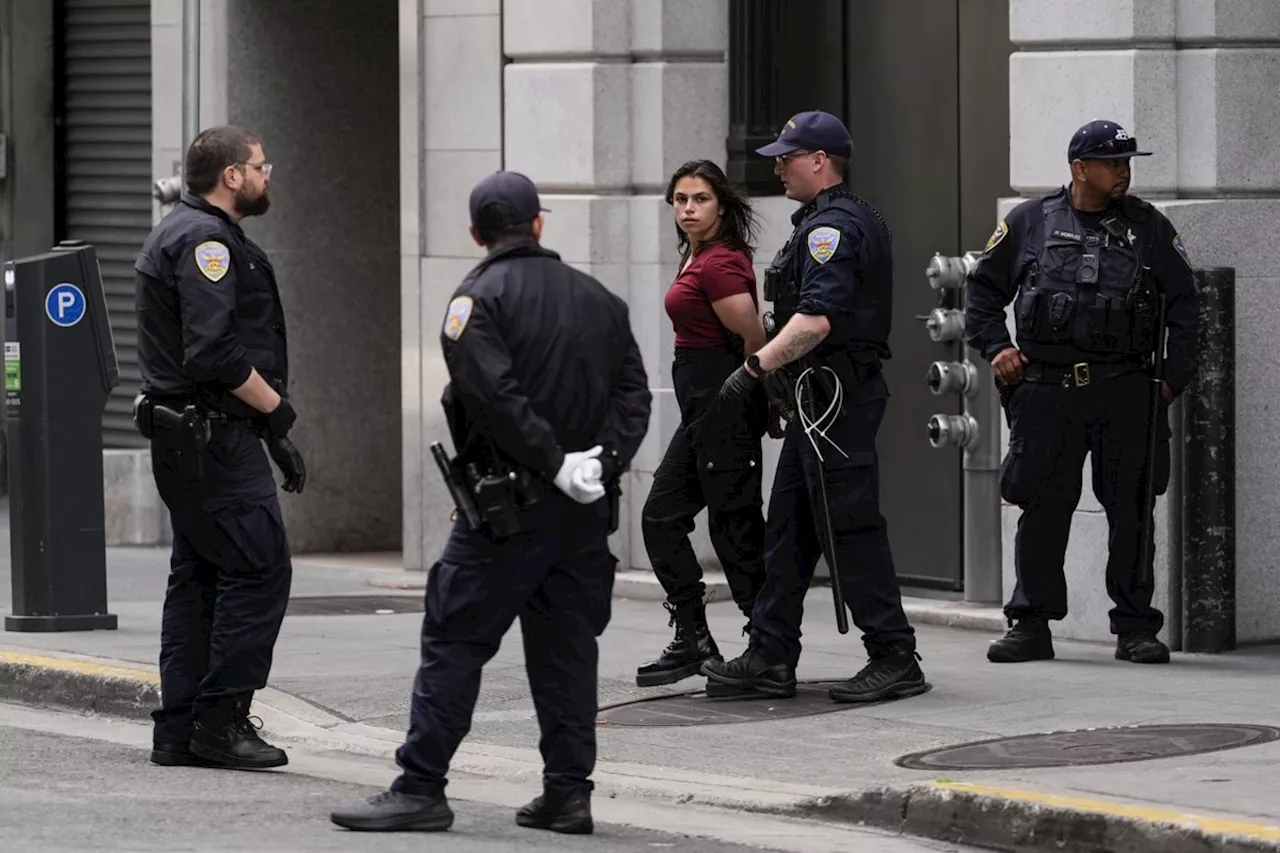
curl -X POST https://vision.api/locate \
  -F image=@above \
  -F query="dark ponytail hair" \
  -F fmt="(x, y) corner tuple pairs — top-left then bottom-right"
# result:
(663, 159), (760, 261)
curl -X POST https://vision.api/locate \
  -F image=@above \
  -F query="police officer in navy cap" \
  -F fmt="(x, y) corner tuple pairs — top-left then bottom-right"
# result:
(331, 170), (651, 834)
(965, 119), (1199, 665)
(698, 110), (927, 705)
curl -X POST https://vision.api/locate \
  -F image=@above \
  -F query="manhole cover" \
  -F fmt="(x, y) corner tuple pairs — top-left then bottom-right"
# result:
(597, 680), (932, 727)
(286, 595), (424, 616)
(895, 723), (1280, 770)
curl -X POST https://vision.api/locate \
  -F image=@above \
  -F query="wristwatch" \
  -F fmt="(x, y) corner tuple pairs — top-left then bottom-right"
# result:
(746, 354), (764, 377)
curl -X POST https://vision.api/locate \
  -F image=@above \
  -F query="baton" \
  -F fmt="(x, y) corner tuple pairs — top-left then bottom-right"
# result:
(1135, 276), (1168, 594)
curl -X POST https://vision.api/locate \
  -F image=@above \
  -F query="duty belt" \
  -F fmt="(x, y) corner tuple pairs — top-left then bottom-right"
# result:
(1023, 360), (1144, 388)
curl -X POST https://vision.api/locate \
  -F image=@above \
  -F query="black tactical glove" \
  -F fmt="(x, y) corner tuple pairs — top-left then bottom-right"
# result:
(261, 398), (297, 439)
(267, 436), (306, 493)
(716, 363), (760, 407)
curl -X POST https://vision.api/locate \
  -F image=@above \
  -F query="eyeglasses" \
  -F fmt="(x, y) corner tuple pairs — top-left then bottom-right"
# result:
(774, 150), (815, 166)
(236, 161), (273, 177)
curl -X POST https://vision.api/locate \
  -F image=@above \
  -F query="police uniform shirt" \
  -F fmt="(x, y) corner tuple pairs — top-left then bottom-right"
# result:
(965, 189), (1199, 394)
(135, 193), (288, 404)
(438, 240), (651, 483)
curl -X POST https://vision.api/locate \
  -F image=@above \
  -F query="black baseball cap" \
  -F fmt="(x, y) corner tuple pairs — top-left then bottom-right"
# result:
(469, 170), (550, 230)
(755, 110), (854, 159)
(1068, 120), (1152, 162)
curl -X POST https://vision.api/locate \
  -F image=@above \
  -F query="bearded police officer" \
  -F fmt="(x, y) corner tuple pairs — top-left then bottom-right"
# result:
(965, 119), (1199, 665)
(331, 171), (651, 835)
(134, 126), (303, 770)
(699, 111), (925, 704)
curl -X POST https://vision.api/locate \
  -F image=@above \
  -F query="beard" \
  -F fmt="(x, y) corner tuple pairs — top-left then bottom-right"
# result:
(234, 186), (270, 218)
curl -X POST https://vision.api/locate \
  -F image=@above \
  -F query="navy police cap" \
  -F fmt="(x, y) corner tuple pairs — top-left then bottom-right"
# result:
(1068, 120), (1153, 162)
(469, 170), (550, 230)
(756, 110), (853, 159)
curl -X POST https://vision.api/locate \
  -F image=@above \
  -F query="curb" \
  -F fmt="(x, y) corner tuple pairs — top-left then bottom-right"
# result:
(793, 780), (1280, 853)
(0, 649), (159, 720)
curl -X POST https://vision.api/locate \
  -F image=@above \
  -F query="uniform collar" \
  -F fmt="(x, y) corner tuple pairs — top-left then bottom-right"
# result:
(483, 238), (560, 264)
(791, 184), (849, 226)
(180, 192), (244, 234)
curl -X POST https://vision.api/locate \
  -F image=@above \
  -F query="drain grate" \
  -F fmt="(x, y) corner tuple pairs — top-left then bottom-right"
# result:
(597, 680), (931, 727)
(285, 595), (424, 617)
(895, 723), (1280, 770)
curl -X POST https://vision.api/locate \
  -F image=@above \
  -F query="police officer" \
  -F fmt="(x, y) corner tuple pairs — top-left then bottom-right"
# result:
(699, 111), (926, 704)
(965, 119), (1199, 665)
(330, 170), (652, 835)
(134, 126), (304, 770)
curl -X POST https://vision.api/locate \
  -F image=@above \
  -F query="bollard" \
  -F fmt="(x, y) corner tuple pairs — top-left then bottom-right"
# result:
(4, 240), (120, 632)
(1181, 267), (1235, 653)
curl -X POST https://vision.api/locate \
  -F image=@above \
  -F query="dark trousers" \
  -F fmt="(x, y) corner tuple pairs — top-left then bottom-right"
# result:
(148, 419), (293, 742)
(1001, 370), (1170, 634)
(392, 496), (616, 795)
(751, 372), (915, 665)
(641, 345), (767, 614)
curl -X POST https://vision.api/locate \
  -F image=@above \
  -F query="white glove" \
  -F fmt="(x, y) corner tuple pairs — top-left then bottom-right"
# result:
(553, 446), (606, 504)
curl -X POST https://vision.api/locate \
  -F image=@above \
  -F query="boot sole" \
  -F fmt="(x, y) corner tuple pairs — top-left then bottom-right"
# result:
(1115, 649), (1170, 664)
(635, 657), (719, 688)
(149, 749), (215, 768)
(331, 813), (454, 832)
(701, 672), (796, 698)
(829, 679), (929, 704)
(987, 647), (1055, 663)
(516, 815), (593, 834)
(188, 742), (289, 770)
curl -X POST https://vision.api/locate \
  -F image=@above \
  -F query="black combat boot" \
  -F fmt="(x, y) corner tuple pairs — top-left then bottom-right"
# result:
(330, 789), (454, 832)
(828, 646), (928, 703)
(700, 631), (796, 697)
(635, 599), (720, 687)
(1116, 629), (1171, 664)
(516, 785), (593, 834)
(149, 741), (213, 767)
(987, 616), (1055, 663)
(188, 699), (288, 769)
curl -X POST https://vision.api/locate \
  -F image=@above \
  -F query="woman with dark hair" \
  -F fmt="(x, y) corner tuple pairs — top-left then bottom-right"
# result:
(635, 159), (770, 688)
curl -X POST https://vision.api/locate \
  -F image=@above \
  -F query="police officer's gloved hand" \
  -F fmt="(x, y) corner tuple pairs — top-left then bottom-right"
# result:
(570, 458), (606, 503)
(554, 446), (605, 504)
(717, 363), (760, 407)
(262, 397), (297, 439)
(267, 436), (306, 493)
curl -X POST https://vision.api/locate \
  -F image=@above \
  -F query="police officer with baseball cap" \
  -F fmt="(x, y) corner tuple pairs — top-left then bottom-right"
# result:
(698, 110), (926, 706)
(331, 170), (651, 835)
(965, 119), (1200, 665)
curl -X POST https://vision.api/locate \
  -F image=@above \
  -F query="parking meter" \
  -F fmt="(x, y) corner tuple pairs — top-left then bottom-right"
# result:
(4, 239), (120, 632)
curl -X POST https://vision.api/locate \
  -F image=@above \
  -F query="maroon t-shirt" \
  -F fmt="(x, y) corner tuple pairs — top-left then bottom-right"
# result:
(663, 243), (758, 348)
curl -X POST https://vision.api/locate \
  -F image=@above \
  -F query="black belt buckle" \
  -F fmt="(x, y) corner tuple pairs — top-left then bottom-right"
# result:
(1071, 362), (1091, 387)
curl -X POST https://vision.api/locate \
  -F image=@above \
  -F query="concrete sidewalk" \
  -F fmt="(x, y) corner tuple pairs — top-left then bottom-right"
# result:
(3, 544), (1280, 853)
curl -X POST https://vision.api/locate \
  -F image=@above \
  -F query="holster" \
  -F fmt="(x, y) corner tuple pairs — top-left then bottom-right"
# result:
(606, 478), (621, 534)
(136, 394), (211, 481)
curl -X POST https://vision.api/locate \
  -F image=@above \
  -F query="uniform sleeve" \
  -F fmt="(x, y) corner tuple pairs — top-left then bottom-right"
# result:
(794, 223), (857, 317)
(701, 252), (754, 304)
(176, 236), (253, 388)
(964, 209), (1027, 363)
(440, 291), (564, 479)
(1149, 214), (1200, 395)
(597, 306), (652, 478)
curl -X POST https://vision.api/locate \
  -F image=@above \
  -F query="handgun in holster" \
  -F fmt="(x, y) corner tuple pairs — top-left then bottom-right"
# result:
(150, 401), (211, 481)
(466, 463), (540, 540)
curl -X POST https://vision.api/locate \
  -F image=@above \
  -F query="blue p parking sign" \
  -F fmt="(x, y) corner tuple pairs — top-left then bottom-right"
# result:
(45, 282), (86, 328)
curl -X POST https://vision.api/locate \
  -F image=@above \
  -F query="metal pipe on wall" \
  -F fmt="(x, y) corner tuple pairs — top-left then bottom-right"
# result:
(923, 251), (1003, 603)
(182, 0), (200, 162)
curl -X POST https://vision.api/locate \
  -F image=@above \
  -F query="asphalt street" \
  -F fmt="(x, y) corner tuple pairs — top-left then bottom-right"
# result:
(0, 702), (981, 853)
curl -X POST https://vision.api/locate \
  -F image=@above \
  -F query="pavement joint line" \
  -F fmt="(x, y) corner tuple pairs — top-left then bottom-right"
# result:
(925, 780), (1280, 843)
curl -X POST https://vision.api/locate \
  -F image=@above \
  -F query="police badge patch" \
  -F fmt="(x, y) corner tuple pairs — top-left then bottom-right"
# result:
(1172, 233), (1192, 268)
(193, 241), (230, 283)
(985, 219), (1008, 254)
(442, 295), (474, 341)
(807, 227), (841, 264)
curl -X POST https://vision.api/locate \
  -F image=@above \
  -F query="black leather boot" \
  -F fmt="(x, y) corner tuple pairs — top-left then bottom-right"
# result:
(516, 786), (593, 835)
(1116, 629), (1171, 664)
(700, 632), (796, 698)
(635, 599), (720, 687)
(189, 699), (288, 770)
(987, 616), (1055, 663)
(330, 789), (454, 832)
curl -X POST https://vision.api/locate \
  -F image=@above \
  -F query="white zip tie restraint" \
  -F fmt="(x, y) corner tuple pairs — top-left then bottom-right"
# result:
(794, 365), (849, 463)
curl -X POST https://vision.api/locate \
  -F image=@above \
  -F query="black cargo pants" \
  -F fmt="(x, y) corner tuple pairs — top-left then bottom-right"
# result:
(640, 344), (767, 615)
(148, 417), (293, 743)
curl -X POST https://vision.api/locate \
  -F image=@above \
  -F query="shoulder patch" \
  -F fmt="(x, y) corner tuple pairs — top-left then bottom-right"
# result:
(193, 241), (230, 283)
(1172, 232), (1192, 268)
(807, 226), (841, 264)
(442, 295), (474, 341)
(984, 219), (1009, 254)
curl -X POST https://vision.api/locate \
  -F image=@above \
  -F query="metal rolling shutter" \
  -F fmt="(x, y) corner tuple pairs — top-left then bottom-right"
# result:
(60, 0), (152, 448)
